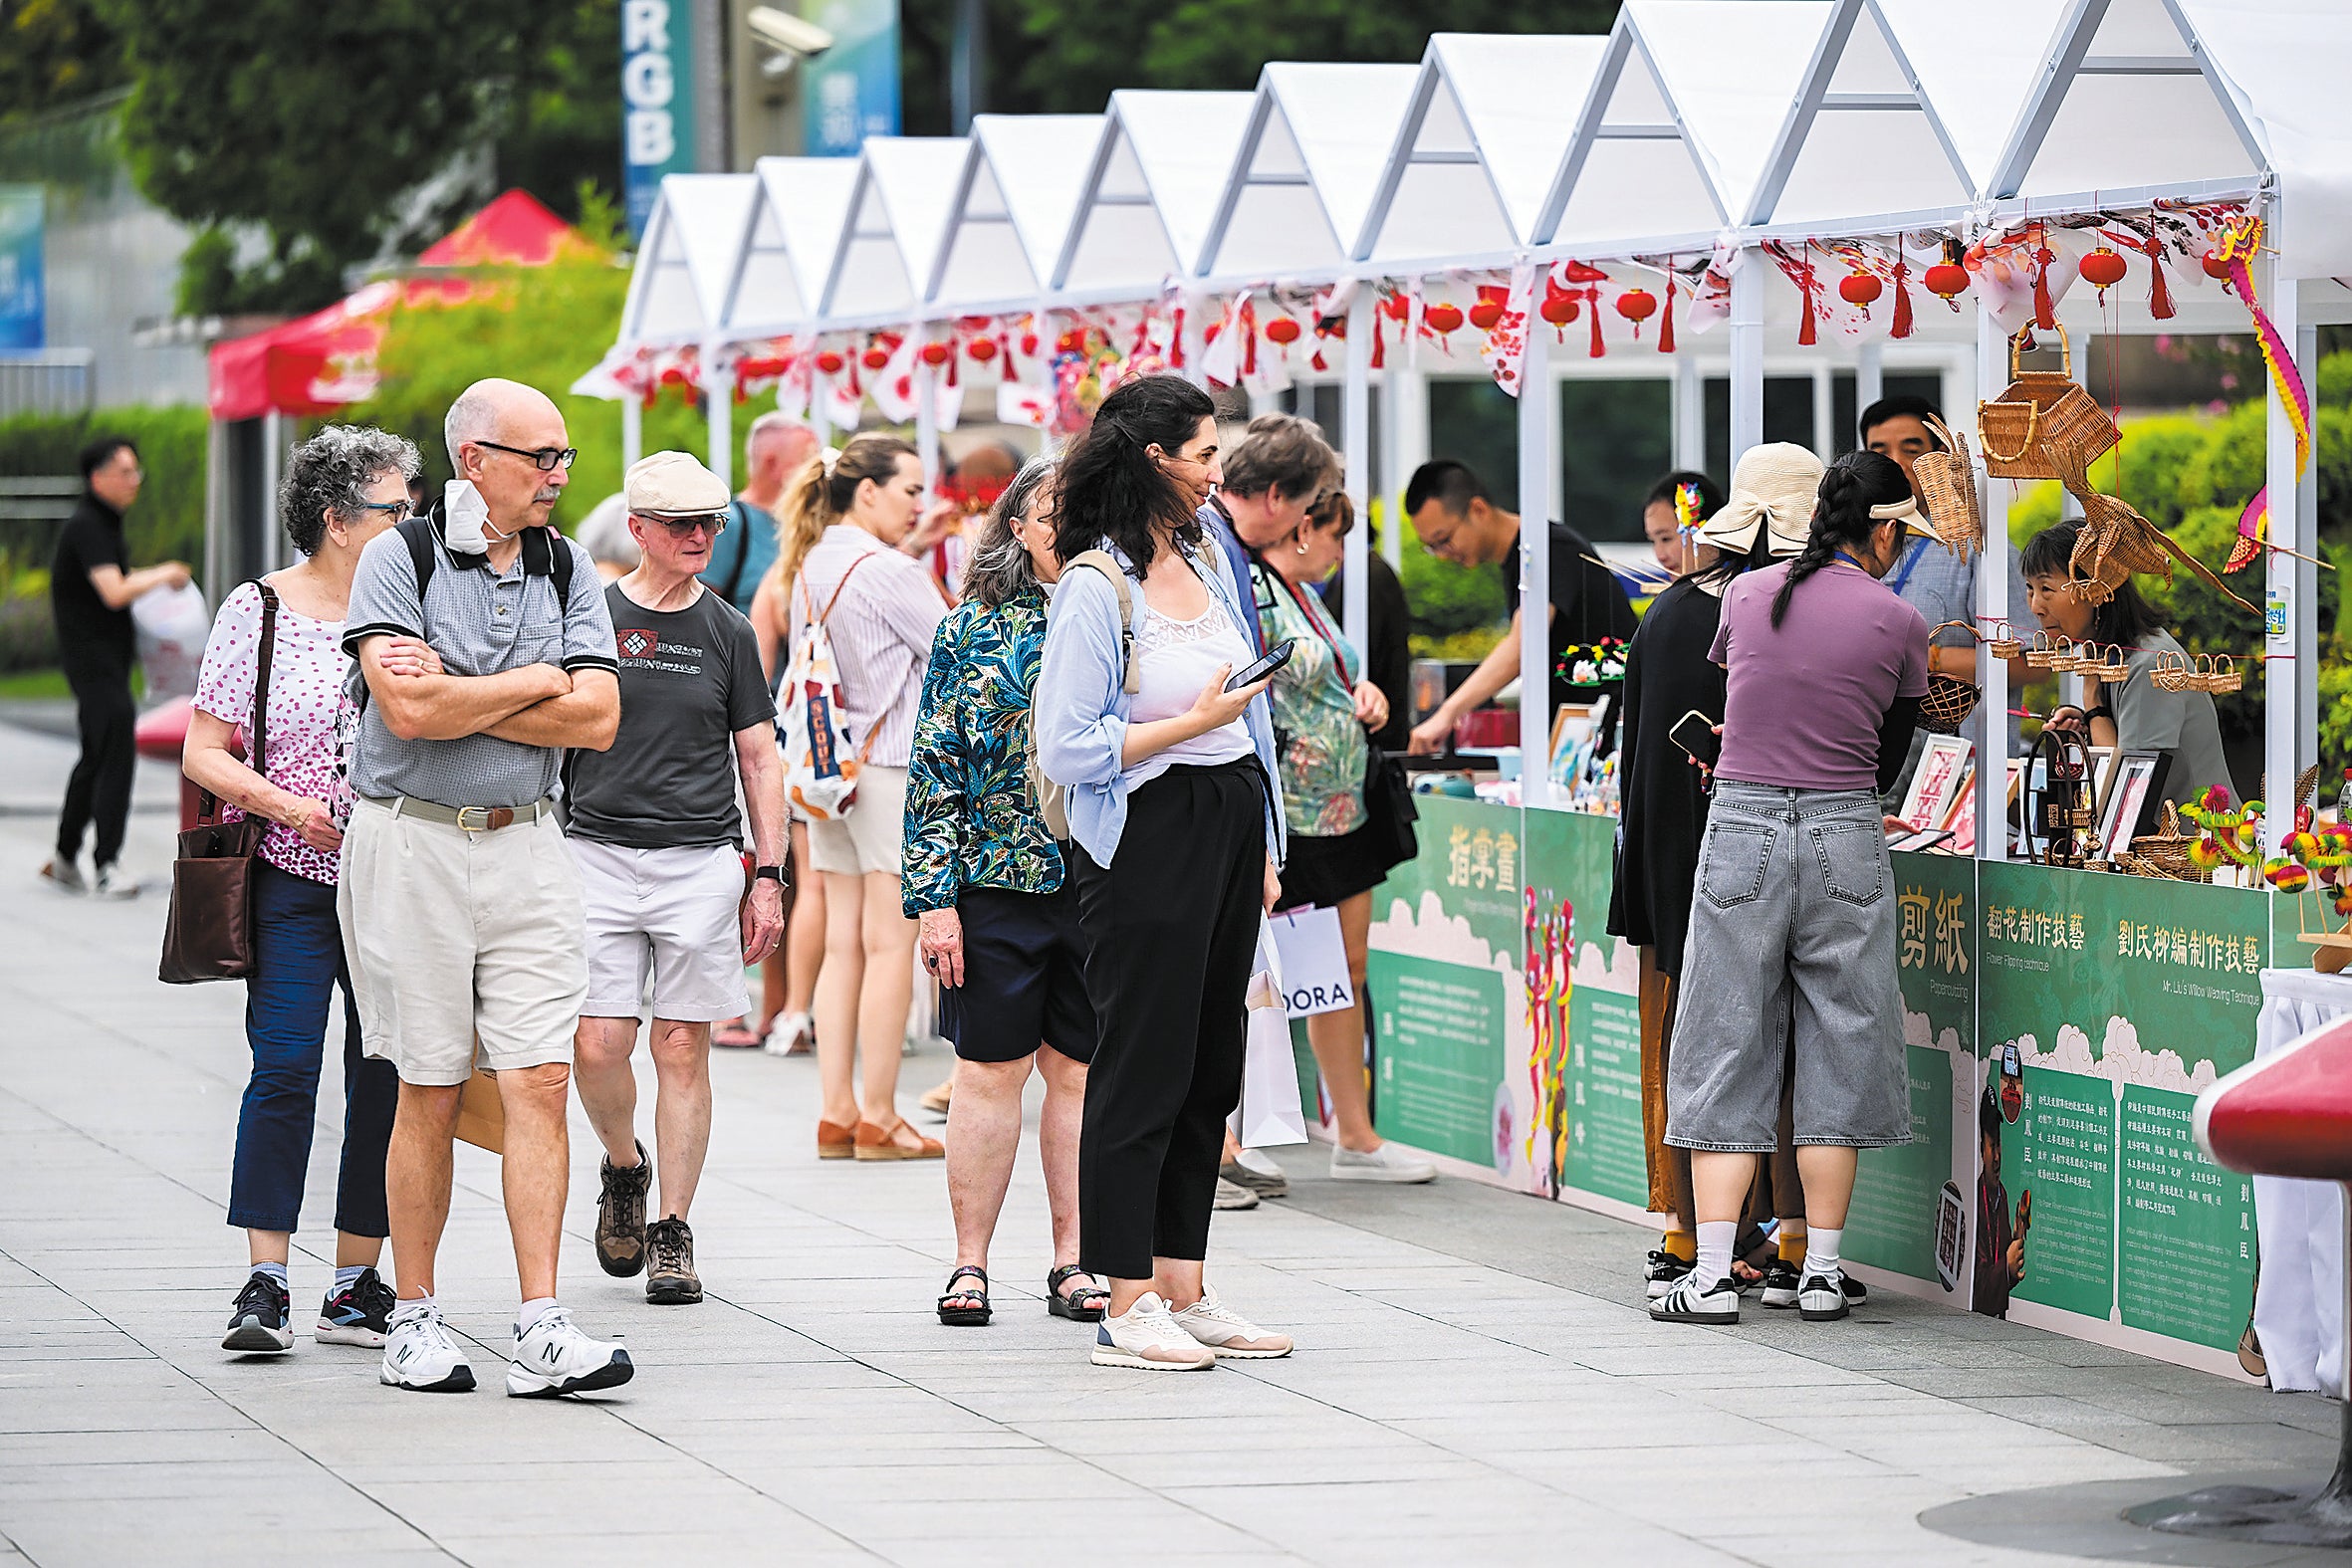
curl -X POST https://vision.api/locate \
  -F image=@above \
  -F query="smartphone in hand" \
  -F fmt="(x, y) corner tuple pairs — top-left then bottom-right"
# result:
(1225, 638), (1297, 692)
(1669, 708), (1722, 770)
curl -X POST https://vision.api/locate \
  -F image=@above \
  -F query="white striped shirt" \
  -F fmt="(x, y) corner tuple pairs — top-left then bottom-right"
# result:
(788, 525), (947, 768)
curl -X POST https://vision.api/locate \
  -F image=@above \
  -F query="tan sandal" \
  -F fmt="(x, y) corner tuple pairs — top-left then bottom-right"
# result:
(818, 1119), (856, 1160)
(855, 1117), (944, 1161)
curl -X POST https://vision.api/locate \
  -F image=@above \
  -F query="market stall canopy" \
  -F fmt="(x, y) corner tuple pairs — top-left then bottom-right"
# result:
(1874, 0), (2068, 198)
(1053, 91), (1255, 296)
(1356, 34), (1605, 267)
(1629, 2), (1838, 233)
(1198, 63), (1421, 284)
(721, 156), (859, 341)
(1532, 11), (1726, 249)
(2185, 0), (2352, 277)
(821, 135), (969, 323)
(415, 189), (577, 267)
(617, 172), (759, 348)
(929, 114), (1103, 314)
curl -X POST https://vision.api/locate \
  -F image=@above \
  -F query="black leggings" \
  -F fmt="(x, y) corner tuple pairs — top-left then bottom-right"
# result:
(1071, 760), (1267, 1280)
(59, 663), (135, 868)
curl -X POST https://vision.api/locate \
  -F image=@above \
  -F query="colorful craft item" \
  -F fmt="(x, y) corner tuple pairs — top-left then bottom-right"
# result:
(2212, 216), (2313, 572)
(967, 336), (997, 361)
(814, 349), (845, 375)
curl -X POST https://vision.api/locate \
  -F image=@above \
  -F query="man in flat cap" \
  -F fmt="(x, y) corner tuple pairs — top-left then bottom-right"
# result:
(566, 450), (787, 1308)
(341, 378), (629, 1397)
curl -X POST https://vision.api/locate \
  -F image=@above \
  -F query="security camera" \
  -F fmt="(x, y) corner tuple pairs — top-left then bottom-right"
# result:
(748, 6), (833, 59)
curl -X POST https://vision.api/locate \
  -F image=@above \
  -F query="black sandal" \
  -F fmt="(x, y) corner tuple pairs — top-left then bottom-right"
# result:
(1047, 1263), (1108, 1322)
(938, 1265), (991, 1326)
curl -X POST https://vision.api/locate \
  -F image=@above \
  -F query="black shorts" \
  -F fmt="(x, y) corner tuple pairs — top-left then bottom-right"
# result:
(1275, 815), (1408, 913)
(939, 883), (1097, 1064)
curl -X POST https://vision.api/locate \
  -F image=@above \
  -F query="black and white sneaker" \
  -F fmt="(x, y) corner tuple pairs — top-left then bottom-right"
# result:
(1644, 1249), (1695, 1300)
(317, 1266), (397, 1347)
(380, 1300), (476, 1392)
(222, 1270), (294, 1352)
(1649, 1271), (1741, 1325)
(506, 1307), (633, 1398)
(1760, 1258), (1801, 1309)
(1798, 1268), (1851, 1322)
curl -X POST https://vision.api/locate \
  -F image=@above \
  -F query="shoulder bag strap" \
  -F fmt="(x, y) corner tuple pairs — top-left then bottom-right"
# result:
(1062, 550), (1138, 694)
(200, 581), (279, 825)
(815, 552), (873, 626)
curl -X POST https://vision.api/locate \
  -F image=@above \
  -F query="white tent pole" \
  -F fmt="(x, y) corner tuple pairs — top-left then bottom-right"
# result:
(810, 367), (832, 448)
(705, 341), (734, 489)
(1385, 362), (1426, 567)
(1855, 339), (1883, 423)
(1975, 308), (2010, 864)
(1810, 363), (1835, 461)
(1341, 288), (1372, 656)
(620, 394), (644, 473)
(1519, 325), (1554, 810)
(1671, 353), (1703, 473)
(916, 360), (942, 494)
(2263, 263), (2312, 847)
(1730, 249), (1764, 467)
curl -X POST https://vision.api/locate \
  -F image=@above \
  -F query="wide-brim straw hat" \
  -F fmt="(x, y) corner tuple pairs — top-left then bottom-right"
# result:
(1695, 442), (1824, 560)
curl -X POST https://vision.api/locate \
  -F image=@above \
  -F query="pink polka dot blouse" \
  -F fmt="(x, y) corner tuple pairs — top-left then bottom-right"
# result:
(191, 579), (357, 885)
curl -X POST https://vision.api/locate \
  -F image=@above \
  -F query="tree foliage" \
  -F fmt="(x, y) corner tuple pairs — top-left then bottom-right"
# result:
(0, 0), (125, 125)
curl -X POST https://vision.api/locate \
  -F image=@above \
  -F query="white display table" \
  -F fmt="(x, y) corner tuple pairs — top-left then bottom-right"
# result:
(2253, 968), (2352, 1397)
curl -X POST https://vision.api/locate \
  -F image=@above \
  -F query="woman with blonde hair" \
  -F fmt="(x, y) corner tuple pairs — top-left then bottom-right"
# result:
(753, 434), (953, 1160)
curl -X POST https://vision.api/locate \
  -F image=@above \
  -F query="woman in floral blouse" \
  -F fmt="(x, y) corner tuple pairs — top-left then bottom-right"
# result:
(903, 457), (1106, 1327)
(1248, 492), (1433, 1185)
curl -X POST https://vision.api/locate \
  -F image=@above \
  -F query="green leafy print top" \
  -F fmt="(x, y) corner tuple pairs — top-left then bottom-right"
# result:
(901, 585), (1064, 915)
(1250, 561), (1367, 838)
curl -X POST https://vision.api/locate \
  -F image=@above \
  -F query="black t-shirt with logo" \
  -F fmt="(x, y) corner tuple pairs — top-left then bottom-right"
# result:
(51, 496), (134, 675)
(565, 583), (776, 848)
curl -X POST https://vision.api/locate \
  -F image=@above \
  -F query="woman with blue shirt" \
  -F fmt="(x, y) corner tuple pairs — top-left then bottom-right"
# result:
(903, 458), (1107, 1329)
(1036, 374), (1293, 1372)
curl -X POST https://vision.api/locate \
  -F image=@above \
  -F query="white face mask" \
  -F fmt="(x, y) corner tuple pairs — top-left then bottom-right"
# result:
(441, 480), (501, 555)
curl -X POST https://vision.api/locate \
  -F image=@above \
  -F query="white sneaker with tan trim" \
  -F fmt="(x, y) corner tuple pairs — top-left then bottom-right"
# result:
(1169, 1288), (1294, 1359)
(1090, 1292), (1216, 1371)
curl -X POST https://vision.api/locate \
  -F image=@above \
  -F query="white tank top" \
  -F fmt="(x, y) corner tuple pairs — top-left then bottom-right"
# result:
(1124, 593), (1255, 790)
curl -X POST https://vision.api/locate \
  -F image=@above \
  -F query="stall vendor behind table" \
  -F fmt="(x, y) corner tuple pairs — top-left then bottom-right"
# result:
(1401, 460), (1639, 756)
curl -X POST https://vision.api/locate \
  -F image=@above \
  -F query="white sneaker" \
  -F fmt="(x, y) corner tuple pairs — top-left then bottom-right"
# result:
(379, 1301), (475, 1392)
(91, 862), (137, 900)
(1212, 1176), (1260, 1211)
(506, 1306), (634, 1398)
(1090, 1291), (1215, 1371)
(38, 855), (86, 895)
(1169, 1288), (1294, 1359)
(765, 1011), (813, 1057)
(1649, 1271), (1741, 1325)
(1330, 1142), (1437, 1184)
(1798, 1268), (1851, 1323)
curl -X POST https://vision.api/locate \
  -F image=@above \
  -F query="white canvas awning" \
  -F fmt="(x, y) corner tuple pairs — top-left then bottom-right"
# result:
(1198, 63), (1421, 284)
(2186, 0), (2352, 277)
(720, 156), (859, 342)
(1053, 91), (1256, 298)
(819, 136), (970, 324)
(929, 113), (1103, 314)
(1356, 34), (1606, 267)
(1533, 13), (1725, 249)
(617, 173), (760, 348)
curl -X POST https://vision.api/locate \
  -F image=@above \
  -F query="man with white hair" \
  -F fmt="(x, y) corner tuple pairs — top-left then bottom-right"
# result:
(699, 411), (817, 614)
(339, 377), (629, 1397)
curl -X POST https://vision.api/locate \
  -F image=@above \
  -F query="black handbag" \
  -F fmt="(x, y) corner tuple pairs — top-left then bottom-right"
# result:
(159, 582), (278, 985)
(1361, 742), (1419, 866)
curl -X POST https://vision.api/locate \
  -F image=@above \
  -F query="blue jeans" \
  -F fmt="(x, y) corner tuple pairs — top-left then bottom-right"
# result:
(227, 861), (397, 1235)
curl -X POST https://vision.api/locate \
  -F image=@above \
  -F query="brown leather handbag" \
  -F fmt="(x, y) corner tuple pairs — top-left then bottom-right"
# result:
(159, 582), (278, 985)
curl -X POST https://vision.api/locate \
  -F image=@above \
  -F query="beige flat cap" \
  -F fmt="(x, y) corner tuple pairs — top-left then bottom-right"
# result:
(624, 450), (730, 518)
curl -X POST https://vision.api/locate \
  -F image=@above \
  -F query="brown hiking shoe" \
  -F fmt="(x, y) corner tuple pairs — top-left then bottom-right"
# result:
(645, 1217), (701, 1305)
(595, 1141), (651, 1277)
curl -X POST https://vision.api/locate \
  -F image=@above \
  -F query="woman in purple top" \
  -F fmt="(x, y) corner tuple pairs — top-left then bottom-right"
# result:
(1650, 451), (1933, 1330)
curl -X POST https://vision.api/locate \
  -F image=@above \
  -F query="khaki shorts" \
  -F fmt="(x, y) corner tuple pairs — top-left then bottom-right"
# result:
(339, 796), (588, 1087)
(808, 764), (908, 877)
(574, 839), (749, 1023)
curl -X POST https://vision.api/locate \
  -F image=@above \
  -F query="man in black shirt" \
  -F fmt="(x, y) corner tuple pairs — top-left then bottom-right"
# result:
(1401, 460), (1637, 755)
(44, 437), (192, 898)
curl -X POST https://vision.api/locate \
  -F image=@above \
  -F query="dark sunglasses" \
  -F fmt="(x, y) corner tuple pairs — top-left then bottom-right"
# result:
(644, 513), (727, 538)
(474, 439), (578, 472)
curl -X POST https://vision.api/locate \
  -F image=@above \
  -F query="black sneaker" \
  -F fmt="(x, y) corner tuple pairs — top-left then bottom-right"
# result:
(1760, 1258), (1801, 1309)
(317, 1266), (396, 1347)
(1649, 1271), (1741, 1325)
(595, 1140), (651, 1278)
(1644, 1249), (1695, 1300)
(644, 1217), (702, 1305)
(1798, 1268), (1851, 1322)
(223, 1270), (293, 1352)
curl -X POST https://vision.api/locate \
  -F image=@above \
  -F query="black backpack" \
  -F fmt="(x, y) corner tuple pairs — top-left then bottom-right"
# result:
(393, 513), (573, 603)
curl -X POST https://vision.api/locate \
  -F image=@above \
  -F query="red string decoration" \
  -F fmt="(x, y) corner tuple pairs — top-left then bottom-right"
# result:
(1891, 250), (1914, 339)
(1169, 307), (1186, 369)
(1796, 246), (1818, 347)
(1586, 286), (1605, 358)
(2032, 239), (2057, 331)
(1659, 272), (1677, 355)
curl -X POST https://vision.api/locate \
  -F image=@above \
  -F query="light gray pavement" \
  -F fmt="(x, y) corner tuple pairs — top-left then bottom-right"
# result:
(0, 718), (2342, 1568)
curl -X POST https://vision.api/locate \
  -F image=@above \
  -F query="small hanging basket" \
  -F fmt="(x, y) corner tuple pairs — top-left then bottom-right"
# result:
(1920, 620), (1983, 735)
(1912, 414), (1983, 560)
(2149, 649), (2195, 692)
(2075, 641), (2131, 686)
(1986, 621), (2024, 660)
(1979, 325), (2120, 481)
(2025, 632), (2074, 670)
(2192, 653), (2244, 695)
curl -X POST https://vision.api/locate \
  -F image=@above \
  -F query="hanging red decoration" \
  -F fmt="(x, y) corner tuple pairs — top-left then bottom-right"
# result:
(862, 345), (891, 371)
(1890, 252), (1915, 339)
(1263, 316), (1302, 345)
(2032, 243), (2057, 330)
(1925, 262), (1970, 301)
(966, 336), (998, 362)
(1614, 288), (1657, 340)
(2078, 247), (2127, 306)
(814, 349), (846, 376)
(1658, 273), (1677, 355)
(1370, 317), (1385, 370)
(919, 341), (952, 367)
(1795, 247), (1819, 346)
(1423, 302), (1465, 335)
(1020, 332), (1040, 356)
(1838, 271), (1882, 313)
(1586, 286), (1605, 359)
(1538, 293), (1578, 329)
(2203, 249), (2233, 281)
(1468, 284), (1510, 332)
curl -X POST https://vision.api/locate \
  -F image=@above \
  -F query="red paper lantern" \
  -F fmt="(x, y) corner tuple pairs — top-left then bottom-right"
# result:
(814, 349), (846, 375)
(1614, 289), (1657, 325)
(1924, 262), (1969, 301)
(1423, 302), (1465, 335)
(861, 346), (890, 371)
(1468, 299), (1505, 332)
(919, 341), (952, 366)
(967, 336), (998, 361)
(1538, 294), (1579, 327)
(2203, 249), (2233, 280)
(1020, 332), (1040, 355)
(1264, 317), (1302, 344)
(1838, 272), (1882, 309)
(2079, 249), (2127, 289)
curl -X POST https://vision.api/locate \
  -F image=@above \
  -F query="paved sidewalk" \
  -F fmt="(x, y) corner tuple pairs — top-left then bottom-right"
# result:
(0, 722), (2339, 1567)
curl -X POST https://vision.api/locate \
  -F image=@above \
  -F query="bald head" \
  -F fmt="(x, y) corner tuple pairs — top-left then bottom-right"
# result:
(446, 377), (572, 532)
(445, 377), (561, 471)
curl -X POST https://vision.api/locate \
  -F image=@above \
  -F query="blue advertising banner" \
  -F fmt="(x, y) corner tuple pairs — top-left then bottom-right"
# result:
(0, 187), (42, 351)
(804, 0), (901, 156)
(621, 0), (699, 237)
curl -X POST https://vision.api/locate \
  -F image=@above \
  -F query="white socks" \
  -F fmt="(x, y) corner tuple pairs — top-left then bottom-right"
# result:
(251, 1261), (289, 1290)
(518, 1296), (560, 1334)
(333, 1264), (367, 1293)
(1694, 1221), (1738, 1288)
(1803, 1226), (1844, 1282)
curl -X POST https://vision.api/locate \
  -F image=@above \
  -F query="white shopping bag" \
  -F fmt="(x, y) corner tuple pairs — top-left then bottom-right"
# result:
(1268, 905), (1353, 1019)
(133, 582), (211, 703)
(1238, 919), (1309, 1150)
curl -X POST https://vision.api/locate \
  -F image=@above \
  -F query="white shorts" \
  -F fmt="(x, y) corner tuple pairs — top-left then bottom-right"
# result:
(339, 797), (586, 1087)
(573, 839), (750, 1023)
(808, 764), (908, 878)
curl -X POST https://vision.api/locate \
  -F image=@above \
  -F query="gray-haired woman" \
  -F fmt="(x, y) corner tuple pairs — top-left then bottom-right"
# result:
(902, 458), (1105, 1327)
(184, 425), (432, 1356)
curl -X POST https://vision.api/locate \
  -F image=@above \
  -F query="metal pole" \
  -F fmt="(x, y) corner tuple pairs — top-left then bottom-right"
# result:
(1385, 365), (1428, 567)
(692, 0), (727, 171)
(1341, 288), (1372, 658)
(1810, 362), (1835, 462)
(1729, 249), (1764, 468)
(2263, 260), (2311, 849)
(1976, 310), (2011, 864)
(916, 358), (941, 493)
(620, 393), (644, 473)
(1855, 339), (1883, 424)
(1671, 352), (1704, 473)
(1519, 325), (1554, 811)
(705, 342), (734, 489)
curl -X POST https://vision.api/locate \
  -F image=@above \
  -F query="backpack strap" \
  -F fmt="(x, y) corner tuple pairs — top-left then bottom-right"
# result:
(396, 514), (439, 600)
(1061, 550), (1137, 695)
(547, 527), (574, 603)
(716, 499), (751, 605)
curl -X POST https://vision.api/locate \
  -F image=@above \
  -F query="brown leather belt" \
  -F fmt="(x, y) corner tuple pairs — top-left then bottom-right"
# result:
(379, 795), (556, 832)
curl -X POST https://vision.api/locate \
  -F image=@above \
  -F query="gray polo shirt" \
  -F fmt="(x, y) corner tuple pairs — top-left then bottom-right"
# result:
(342, 522), (617, 808)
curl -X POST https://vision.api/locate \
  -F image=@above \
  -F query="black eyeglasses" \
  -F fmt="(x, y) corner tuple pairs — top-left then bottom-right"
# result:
(473, 439), (578, 472)
(353, 499), (415, 523)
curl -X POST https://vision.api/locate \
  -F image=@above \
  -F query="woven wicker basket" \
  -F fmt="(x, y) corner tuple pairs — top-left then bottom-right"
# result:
(2117, 801), (2211, 882)
(1980, 326), (2120, 481)
(2149, 650), (2195, 692)
(2067, 489), (2173, 605)
(1912, 414), (1982, 561)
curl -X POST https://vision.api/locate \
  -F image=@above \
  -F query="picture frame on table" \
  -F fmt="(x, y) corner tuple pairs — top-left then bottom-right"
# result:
(1549, 703), (1598, 788)
(1901, 736), (1974, 831)
(2097, 751), (2169, 859)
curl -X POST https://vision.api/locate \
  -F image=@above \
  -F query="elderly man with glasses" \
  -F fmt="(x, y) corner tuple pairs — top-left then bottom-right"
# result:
(339, 377), (629, 1398)
(563, 452), (787, 1307)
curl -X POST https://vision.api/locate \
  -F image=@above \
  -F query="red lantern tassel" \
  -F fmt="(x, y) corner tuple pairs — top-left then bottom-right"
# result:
(1659, 274), (1676, 354)
(2147, 251), (2176, 320)
(1891, 254), (1914, 339)
(1370, 318), (1385, 370)
(1587, 288), (1605, 358)
(2032, 240), (2056, 331)
(1241, 303), (1257, 377)
(1170, 307), (1186, 368)
(1796, 245), (1818, 346)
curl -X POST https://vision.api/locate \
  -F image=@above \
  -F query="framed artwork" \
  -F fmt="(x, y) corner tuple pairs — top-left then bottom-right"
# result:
(1901, 736), (1973, 830)
(2097, 751), (2165, 857)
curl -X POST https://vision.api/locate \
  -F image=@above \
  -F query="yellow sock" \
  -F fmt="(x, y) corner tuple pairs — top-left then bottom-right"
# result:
(1661, 1231), (1696, 1262)
(1777, 1232), (1807, 1266)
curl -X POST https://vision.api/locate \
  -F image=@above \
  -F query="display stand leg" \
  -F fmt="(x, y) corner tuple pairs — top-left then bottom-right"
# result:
(2127, 1182), (2352, 1545)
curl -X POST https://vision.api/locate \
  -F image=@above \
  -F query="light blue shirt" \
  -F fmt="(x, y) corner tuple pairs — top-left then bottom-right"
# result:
(1035, 536), (1286, 870)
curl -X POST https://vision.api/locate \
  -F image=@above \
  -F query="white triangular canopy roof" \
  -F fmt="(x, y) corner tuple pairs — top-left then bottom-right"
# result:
(1198, 63), (1421, 282)
(1054, 91), (1256, 295)
(1632, 1), (1835, 229)
(2183, 0), (2352, 277)
(1534, 15), (1722, 248)
(820, 136), (969, 321)
(1875, 0), (2064, 198)
(929, 114), (1102, 312)
(721, 157), (858, 340)
(1356, 34), (1605, 265)
(618, 173), (759, 347)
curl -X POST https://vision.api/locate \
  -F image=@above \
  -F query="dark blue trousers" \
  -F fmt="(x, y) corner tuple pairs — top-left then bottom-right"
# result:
(226, 861), (396, 1235)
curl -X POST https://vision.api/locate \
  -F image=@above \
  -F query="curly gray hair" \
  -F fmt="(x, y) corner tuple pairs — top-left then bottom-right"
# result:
(279, 425), (422, 557)
(960, 454), (1058, 610)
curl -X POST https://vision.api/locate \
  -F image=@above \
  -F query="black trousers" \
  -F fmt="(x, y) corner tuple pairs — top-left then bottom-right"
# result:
(1071, 760), (1267, 1280)
(58, 661), (135, 868)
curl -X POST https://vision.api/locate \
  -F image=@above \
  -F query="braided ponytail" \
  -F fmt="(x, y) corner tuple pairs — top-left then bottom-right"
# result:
(1768, 450), (1912, 628)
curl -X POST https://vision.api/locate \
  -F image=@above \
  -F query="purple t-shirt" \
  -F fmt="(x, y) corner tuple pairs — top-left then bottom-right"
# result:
(1710, 560), (1929, 792)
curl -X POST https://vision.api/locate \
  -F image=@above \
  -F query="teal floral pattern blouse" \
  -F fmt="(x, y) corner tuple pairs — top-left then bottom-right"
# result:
(1250, 560), (1367, 839)
(901, 585), (1065, 915)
